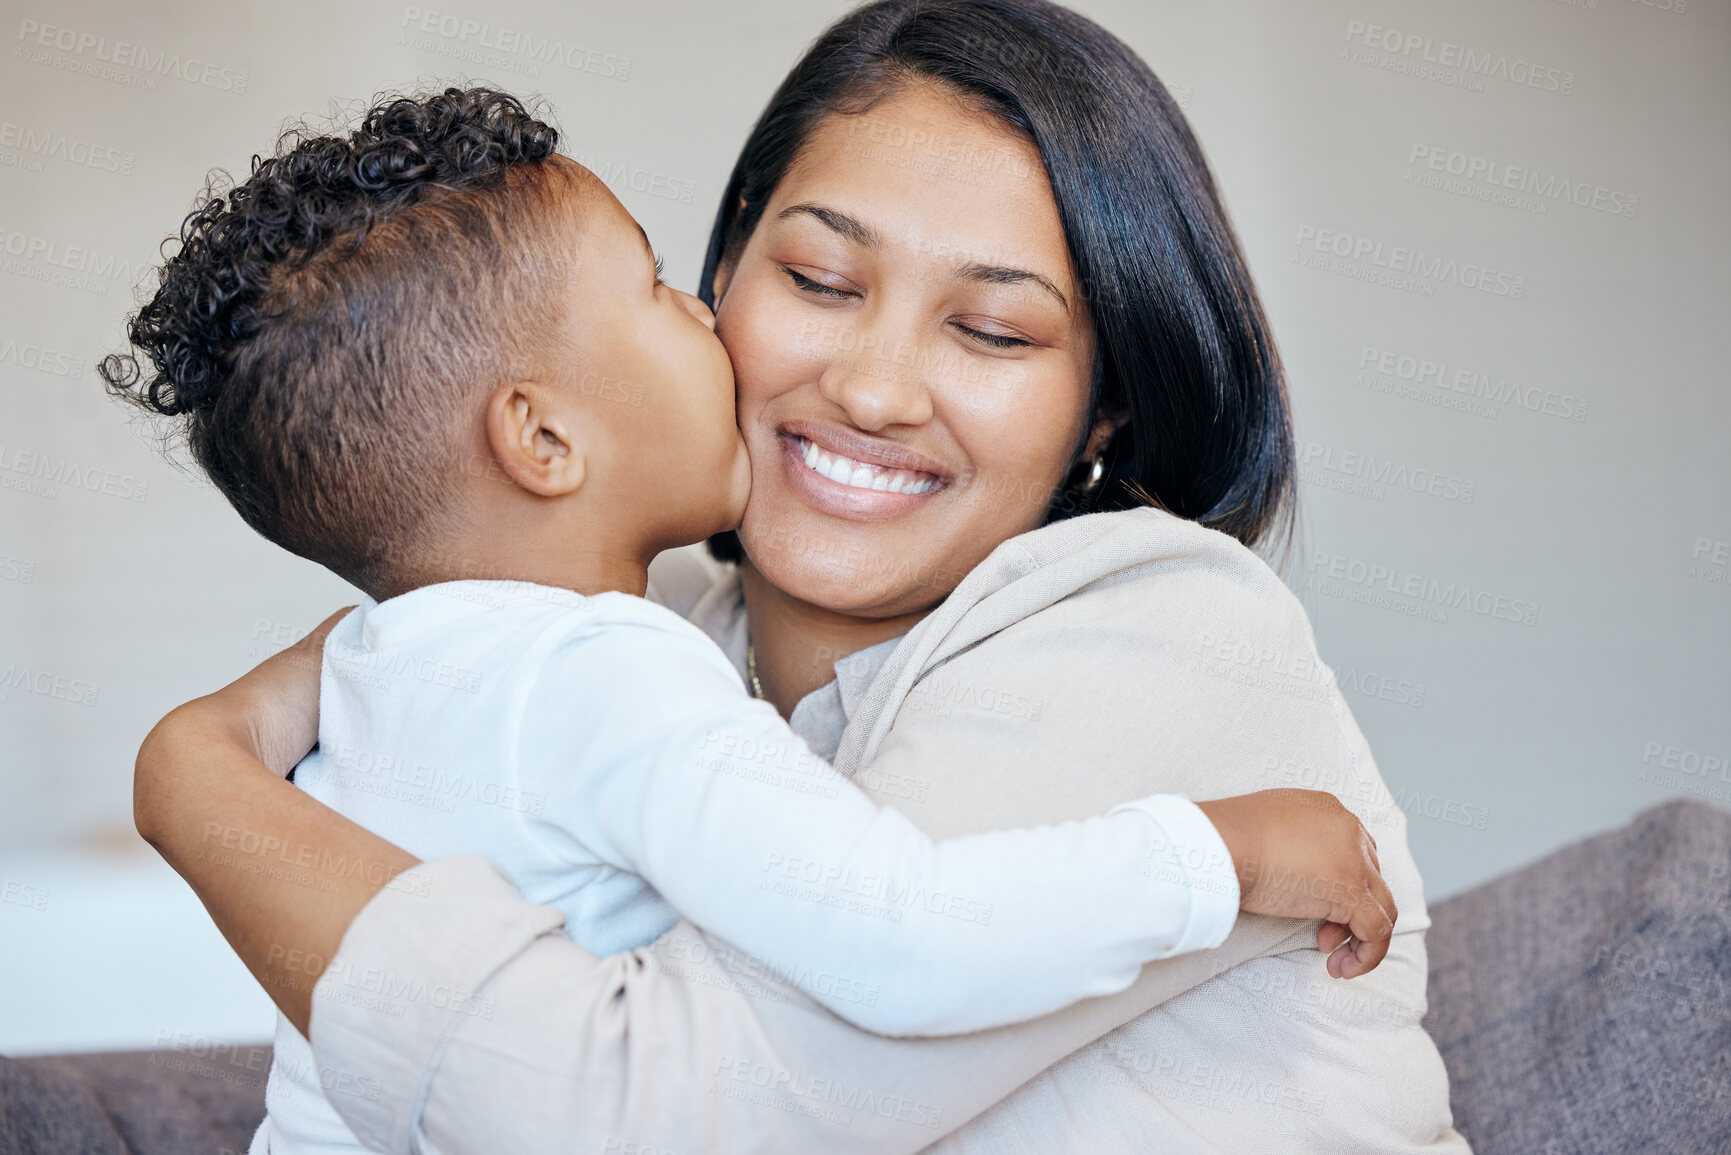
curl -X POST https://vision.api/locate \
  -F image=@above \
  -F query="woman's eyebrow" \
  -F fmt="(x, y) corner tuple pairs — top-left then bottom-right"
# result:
(778, 201), (1069, 313)
(955, 261), (1069, 313)
(778, 202), (878, 249)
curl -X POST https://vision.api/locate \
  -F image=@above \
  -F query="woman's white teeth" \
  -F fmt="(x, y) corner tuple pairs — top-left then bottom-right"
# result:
(799, 438), (936, 495)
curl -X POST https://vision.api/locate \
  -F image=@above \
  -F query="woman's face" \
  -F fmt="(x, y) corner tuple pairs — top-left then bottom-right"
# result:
(714, 82), (1099, 619)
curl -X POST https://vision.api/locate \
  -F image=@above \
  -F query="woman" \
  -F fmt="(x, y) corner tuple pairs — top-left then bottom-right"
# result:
(135, 1), (1468, 1151)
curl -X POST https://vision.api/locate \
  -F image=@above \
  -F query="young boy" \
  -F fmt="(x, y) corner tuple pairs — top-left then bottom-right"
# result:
(104, 88), (1392, 1154)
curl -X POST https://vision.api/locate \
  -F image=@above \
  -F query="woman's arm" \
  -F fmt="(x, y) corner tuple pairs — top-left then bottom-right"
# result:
(140, 619), (1306, 1153)
(311, 856), (1304, 1155)
(133, 612), (418, 1037)
(349, 511), (1420, 1153)
(148, 539), (1401, 1152)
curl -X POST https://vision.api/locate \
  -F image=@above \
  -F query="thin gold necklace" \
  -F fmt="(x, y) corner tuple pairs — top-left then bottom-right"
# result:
(746, 640), (766, 700)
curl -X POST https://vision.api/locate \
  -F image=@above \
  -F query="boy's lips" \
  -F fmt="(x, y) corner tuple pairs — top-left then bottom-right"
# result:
(775, 422), (948, 521)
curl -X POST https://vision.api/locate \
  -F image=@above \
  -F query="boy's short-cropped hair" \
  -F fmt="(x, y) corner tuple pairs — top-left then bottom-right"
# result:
(102, 87), (577, 597)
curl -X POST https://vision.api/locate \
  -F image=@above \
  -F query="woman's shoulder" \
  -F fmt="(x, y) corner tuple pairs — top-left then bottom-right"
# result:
(964, 506), (1308, 643)
(645, 543), (736, 619)
(853, 507), (1324, 758)
(855, 509), (1431, 923)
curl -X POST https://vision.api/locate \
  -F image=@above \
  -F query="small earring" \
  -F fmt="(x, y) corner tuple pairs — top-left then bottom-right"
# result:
(1080, 455), (1106, 494)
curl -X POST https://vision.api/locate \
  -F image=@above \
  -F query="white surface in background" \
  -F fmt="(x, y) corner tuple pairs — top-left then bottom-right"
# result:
(0, 849), (275, 1056)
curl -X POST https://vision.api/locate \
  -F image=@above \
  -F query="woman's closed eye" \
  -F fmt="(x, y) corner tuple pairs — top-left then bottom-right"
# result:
(953, 322), (1033, 349)
(782, 266), (856, 300)
(783, 266), (1038, 350)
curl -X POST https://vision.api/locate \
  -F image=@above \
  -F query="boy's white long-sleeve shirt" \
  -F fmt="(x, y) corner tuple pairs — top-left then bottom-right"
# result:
(254, 580), (1238, 1154)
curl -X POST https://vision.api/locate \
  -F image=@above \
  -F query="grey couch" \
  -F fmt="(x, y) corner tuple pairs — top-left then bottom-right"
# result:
(4, 798), (1728, 1155)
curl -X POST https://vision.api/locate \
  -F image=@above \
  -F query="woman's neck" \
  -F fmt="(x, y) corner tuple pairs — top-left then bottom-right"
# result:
(739, 562), (932, 719)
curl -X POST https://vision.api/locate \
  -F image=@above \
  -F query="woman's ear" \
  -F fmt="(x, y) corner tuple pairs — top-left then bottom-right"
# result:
(484, 383), (587, 497)
(1082, 409), (1128, 460)
(708, 196), (751, 304)
(709, 259), (735, 306)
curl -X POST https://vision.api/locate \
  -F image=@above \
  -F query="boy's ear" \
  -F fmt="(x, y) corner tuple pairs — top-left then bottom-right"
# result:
(484, 383), (587, 497)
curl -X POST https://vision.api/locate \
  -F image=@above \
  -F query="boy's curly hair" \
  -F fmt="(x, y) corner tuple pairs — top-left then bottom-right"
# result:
(101, 86), (575, 596)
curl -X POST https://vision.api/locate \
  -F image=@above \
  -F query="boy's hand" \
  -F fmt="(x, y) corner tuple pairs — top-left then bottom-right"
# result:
(1196, 789), (1396, 979)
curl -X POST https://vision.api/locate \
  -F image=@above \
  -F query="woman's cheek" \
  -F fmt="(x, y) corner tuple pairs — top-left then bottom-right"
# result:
(947, 377), (1079, 515)
(951, 467), (1052, 541)
(940, 353), (1033, 420)
(720, 295), (810, 419)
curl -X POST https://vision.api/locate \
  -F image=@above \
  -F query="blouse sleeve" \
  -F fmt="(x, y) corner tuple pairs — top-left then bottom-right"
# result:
(310, 854), (1302, 1155)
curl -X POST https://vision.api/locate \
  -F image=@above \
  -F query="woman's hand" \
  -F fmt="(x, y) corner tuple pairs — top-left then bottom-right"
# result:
(135, 605), (348, 841)
(1197, 789), (1397, 980)
(227, 607), (351, 777)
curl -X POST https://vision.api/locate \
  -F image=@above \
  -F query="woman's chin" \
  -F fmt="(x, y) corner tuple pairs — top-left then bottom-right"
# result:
(739, 506), (954, 617)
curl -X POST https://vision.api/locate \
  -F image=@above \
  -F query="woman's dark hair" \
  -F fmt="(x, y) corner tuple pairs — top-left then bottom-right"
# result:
(700, 0), (1293, 562)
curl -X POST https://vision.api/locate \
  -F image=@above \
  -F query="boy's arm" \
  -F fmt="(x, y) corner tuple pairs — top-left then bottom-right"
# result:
(524, 623), (1241, 1036)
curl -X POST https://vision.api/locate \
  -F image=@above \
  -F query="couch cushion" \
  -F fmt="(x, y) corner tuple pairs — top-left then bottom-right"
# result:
(0, 1044), (269, 1155)
(1424, 798), (1731, 1155)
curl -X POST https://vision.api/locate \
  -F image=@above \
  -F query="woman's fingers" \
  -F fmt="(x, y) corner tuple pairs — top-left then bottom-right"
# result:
(276, 607), (353, 672)
(225, 606), (355, 776)
(306, 607), (353, 643)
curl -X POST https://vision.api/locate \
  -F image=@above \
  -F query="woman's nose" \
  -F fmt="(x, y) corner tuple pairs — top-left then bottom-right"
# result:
(674, 288), (716, 331)
(814, 326), (936, 432)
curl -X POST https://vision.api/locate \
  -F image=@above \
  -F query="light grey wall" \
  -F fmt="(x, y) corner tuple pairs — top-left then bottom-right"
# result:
(1, 0), (1725, 906)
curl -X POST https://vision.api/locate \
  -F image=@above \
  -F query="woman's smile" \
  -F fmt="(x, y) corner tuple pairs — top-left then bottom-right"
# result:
(778, 424), (947, 522)
(798, 438), (938, 495)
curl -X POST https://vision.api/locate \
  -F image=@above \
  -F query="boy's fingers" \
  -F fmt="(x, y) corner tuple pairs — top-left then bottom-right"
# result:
(1337, 924), (1392, 979)
(1323, 873), (1395, 974)
(1370, 870), (1398, 935)
(1316, 920), (1352, 955)
(1327, 941), (1355, 979)
(1338, 890), (1396, 977)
